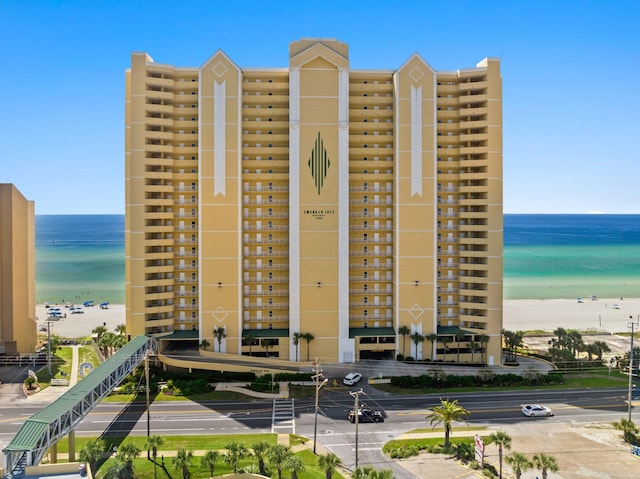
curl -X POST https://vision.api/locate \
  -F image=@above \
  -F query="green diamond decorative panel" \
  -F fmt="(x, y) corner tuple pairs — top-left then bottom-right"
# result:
(307, 132), (331, 195)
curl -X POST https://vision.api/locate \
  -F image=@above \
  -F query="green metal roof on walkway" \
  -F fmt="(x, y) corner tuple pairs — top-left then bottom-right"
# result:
(2, 335), (156, 477)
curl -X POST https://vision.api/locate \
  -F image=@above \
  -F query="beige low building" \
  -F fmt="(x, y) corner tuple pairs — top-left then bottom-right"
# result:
(0, 184), (36, 355)
(125, 38), (503, 366)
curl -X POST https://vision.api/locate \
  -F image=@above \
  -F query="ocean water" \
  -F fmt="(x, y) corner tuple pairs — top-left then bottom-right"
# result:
(35, 214), (640, 304)
(504, 214), (640, 299)
(36, 215), (125, 304)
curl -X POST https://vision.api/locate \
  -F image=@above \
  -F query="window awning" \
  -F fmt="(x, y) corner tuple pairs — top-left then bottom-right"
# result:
(349, 327), (395, 338)
(437, 326), (475, 336)
(242, 328), (289, 338)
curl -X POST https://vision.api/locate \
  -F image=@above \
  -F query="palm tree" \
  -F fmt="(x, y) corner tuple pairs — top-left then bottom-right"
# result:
(262, 338), (276, 357)
(104, 460), (134, 479)
(267, 444), (292, 479)
(115, 323), (127, 337)
(489, 430), (512, 479)
(505, 452), (533, 479)
(214, 326), (226, 352)
(223, 441), (248, 474)
(284, 454), (305, 479)
(441, 336), (452, 362)
(79, 438), (105, 474)
(455, 330), (466, 363)
(292, 332), (303, 361)
(92, 325), (107, 343)
(612, 418), (639, 443)
(245, 332), (255, 356)
(353, 467), (395, 479)
(251, 440), (270, 475)
(398, 325), (410, 358)
(532, 452), (559, 479)
(426, 333), (438, 361)
(173, 448), (194, 479)
(410, 332), (424, 360)
(469, 338), (479, 363)
(99, 331), (119, 358)
(317, 452), (342, 479)
(303, 332), (315, 361)
(200, 450), (220, 478)
(116, 442), (140, 466)
(592, 340), (611, 361)
(425, 398), (470, 447)
(477, 334), (490, 364)
(146, 435), (164, 479)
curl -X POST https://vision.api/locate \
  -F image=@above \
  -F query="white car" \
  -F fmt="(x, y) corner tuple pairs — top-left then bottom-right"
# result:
(343, 372), (362, 386)
(522, 404), (554, 417)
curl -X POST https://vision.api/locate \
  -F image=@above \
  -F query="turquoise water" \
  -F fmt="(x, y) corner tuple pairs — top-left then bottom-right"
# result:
(35, 214), (640, 303)
(36, 215), (125, 304)
(504, 214), (640, 299)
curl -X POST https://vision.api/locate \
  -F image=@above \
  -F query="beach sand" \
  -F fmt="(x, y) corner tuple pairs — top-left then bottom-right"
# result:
(36, 303), (126, 339)
(36, 297), (640, 339)
(504, 297), (640, 333)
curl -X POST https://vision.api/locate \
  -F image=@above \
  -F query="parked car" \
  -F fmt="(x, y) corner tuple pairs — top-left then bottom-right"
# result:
(343, 372), (362, 386)
(348, 405), (384, 423)
(522, 404), (554, 417)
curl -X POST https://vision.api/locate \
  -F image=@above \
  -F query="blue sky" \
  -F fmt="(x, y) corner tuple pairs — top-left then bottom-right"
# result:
(1, 0), (638, 214)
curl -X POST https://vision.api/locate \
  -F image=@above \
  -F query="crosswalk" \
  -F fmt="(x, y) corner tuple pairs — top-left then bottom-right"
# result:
(271, 398), (295, 434)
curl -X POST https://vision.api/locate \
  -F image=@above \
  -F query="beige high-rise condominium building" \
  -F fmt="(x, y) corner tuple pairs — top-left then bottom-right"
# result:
(0, 184), (36, 355)
(125, 38), (503, 366)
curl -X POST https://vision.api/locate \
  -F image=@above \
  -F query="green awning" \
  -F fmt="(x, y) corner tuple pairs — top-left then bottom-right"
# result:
(242, 328), (289, 338)
(349, 327), (395, 338)
(437, 326), (475, 336)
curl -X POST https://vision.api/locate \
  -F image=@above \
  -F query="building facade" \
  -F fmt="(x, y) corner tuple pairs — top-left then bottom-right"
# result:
(0, 184), (36, 355)
(125, 38), (503, 365)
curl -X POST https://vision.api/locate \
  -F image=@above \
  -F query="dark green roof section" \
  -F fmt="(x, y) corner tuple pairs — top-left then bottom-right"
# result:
(159, 330), (199, 340)
(437, 326), (475, 336)
(349, 327), (395, 338)
(4, 335), (153, 453)
(242, 328), (289, 338)
(2, 420), (49, 452)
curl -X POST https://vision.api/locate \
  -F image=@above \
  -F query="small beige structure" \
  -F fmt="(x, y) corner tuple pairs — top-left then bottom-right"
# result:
(0, 184), (36, 355)
(125, 38), (503, 367)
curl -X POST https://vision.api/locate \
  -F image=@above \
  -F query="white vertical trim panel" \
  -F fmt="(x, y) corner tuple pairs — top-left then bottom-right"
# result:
(289, 67), (301, 360)
(410, 85), (422, 197)
(214, 80), (226, 196)
(338, 67), (353, 362)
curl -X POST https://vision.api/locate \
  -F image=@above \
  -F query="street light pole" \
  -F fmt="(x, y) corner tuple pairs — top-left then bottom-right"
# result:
(145, 349), (151, 458)
(312, 358), (327, 454)
(349, 389), (366, 469)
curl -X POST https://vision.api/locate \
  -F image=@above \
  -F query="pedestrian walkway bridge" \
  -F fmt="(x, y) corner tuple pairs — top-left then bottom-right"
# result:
(2, 335), (157, 478)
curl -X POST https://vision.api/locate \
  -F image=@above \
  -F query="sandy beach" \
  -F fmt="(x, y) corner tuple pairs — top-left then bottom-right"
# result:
(504, 297), (640, 333)
(36, 297), (640, 339)
(36, 303), (126, 339)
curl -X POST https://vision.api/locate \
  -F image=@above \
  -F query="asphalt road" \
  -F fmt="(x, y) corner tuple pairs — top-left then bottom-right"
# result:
(0, 386), (637, 478)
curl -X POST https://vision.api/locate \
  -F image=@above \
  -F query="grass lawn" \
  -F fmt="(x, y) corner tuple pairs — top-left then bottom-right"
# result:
(54, 434), (278, 454)
(63, 434), (344, 479)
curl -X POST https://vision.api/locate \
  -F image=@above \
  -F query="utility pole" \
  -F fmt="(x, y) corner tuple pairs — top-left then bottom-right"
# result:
(312, 358), (327, 454)
(145, 348), (151, 458)
(629, 318), (637, 422)
(349, 389), (366, 468)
